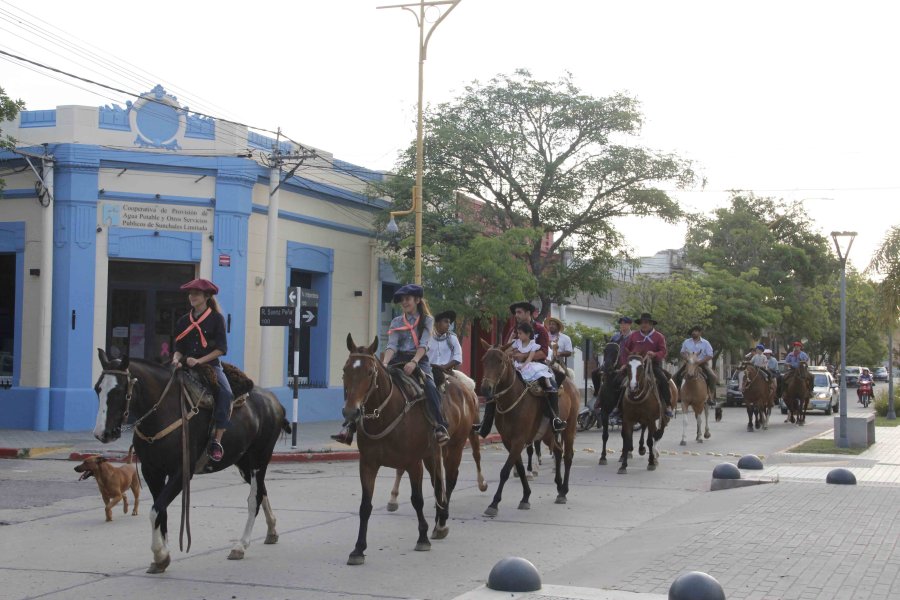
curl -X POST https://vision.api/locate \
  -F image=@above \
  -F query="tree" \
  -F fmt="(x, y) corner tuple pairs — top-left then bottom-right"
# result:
(389, 70), (696, 319)
(619, 275), (715, 362)
(1, 86), (25, 192)
(867, 225), (900, 378)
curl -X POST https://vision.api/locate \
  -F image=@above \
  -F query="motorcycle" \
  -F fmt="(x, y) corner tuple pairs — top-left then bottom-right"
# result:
(857, 380), (874, 408)
(576, 404), (630, 432)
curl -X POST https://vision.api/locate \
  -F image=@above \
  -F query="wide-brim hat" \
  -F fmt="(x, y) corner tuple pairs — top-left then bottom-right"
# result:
(636, 312), (657, 325)
(509, 301), (538, 315)
(434, 310), (456, 323)
(180, 278), (219, 294)
(544, 316), (564, 331)
(617, 316), (633, 324)
(392, 283), (424, 303)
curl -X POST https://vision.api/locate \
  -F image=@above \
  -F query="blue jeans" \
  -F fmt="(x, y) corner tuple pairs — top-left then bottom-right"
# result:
(391, 354), (448, 429)
(212, 363), (233, 430)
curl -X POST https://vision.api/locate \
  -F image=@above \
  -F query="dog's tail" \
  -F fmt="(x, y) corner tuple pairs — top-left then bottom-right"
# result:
(125, 445), (135, 464)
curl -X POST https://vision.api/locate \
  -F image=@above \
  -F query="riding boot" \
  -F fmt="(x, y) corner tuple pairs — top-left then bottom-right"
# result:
(657, 377), (673, 420)
(423, 375), (450, 446)
(331, 421), (356, 446)
(478, 402), (496, 438)
(541, 377), (566, 432)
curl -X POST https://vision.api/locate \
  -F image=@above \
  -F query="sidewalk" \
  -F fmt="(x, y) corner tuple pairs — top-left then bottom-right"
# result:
(0, 419), (502, 462)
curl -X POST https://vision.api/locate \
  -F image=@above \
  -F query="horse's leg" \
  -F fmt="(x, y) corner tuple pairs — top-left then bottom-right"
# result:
(485, 444), (527, 517)
(143, 466), (180, 574)
(556, 425), (574, 503)
(468, 429), (488, 492)
(695, 408), (703, 442)
(746, 404), (754, 431)
(638, 427), (647, 456)
(552, 438), (563, 500)
(513, 457), (531, 510)
(348, 460), (378, 565)
(387, 469), (404, 512)
(647, 426), (657, 471)
(618, 422), (633, 474)
(535, 440), (542, 466)
(761, 403), (769, 430)
(680, 399), (688, 446)
(525, 443), (536, 480)
(599, 412), (610, 465)
(433, 443), (462, 540)
(229, 463), (267, 560)
(408, 461), (431, 552)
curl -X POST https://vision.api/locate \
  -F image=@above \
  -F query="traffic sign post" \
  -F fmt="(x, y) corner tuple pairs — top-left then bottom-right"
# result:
(286, 288), (319, 448)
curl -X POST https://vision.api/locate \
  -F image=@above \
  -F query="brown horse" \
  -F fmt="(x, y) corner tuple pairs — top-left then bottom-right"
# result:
(783, 362), (811, 425)
(342, 334), (455, 566)
(679, 352), (711, 445)
(618, 354), (676, 474)
(479, 341), (578, 516)
(738, 363), (772, 431)
(386, 370), (488, 513)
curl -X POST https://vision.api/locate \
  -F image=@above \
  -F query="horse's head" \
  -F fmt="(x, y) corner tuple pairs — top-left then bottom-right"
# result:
(479, 339), (513, 397)
(601, 341), (620, 373)
(625, 354), (645, 392)
(94, 348), (136, 443)
(342, 333), (380, 422)
(683, 352), (699, 378)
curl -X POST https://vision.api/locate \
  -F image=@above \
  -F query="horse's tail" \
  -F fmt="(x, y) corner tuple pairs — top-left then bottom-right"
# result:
(281, 418), (291, 434)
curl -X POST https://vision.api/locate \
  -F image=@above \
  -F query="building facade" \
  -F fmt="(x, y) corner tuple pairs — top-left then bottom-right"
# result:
(0, 86), (400, 431)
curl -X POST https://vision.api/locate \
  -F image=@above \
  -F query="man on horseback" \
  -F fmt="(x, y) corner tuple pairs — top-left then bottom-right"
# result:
(426, 310), (462, 372)
(784, 341), (814, 397)
(749, 344), (771, 379)
(673, 325), (717, 403)
(545, 317), (573, 368)
(619, 313), (674, 419)
(171, 278), (232, 462)
(764, 348), (783, 400)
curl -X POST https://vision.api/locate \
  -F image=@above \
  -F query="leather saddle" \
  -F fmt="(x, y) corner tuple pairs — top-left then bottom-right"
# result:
(178, 362), (253, 412)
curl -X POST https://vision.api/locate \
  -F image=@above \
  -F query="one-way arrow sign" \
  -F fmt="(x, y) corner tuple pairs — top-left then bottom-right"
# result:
(288, 288), (298, 306)
(295, 306), (318, 328)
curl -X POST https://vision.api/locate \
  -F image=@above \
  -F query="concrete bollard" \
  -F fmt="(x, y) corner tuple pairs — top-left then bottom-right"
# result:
(826, 468), (857, 485)
(712, 463), (741, 479)
(737, 454), (764, 470)
(487, 556), (541, 592)
(669, 570), (726, 600)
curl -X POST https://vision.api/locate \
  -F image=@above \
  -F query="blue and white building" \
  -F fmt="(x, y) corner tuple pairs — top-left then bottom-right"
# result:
(0, 86), (401, 431)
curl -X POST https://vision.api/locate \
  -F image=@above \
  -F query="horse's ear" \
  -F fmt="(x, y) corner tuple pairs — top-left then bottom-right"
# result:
(347, 333), (356, 353)
(500, 341), (514, 352)
(367, 336), (378, 355)
(479, 339), (492, 351)
(98, 348), (109, 368)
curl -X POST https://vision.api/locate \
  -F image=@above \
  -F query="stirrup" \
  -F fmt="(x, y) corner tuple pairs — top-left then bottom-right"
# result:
(207, 440), (224, 462)
(434, 426), (450, 446)
(552, 418), (566, 432)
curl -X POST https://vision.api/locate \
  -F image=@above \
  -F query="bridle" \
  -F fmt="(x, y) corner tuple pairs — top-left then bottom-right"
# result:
(482, 348), (538, 415)
(344, 352), (395, 420)
(100, 368), (138, 429)
(625, 355), (656, 402)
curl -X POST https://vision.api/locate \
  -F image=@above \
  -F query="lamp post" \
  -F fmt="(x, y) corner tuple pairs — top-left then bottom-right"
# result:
(379, 0), (461, 285)
(832, 231), (857, 448)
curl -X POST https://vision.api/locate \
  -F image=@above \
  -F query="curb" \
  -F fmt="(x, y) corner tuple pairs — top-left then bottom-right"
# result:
(0, 447), (68, 459)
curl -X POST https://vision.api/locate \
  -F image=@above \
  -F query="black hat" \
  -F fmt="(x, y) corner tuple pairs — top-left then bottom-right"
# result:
(392, 283), (424, 303)
(617, 316), (633, 324)
(636, 312), (657, 325)
(509, 301), (538, 315)
(434, 310), (456, 323)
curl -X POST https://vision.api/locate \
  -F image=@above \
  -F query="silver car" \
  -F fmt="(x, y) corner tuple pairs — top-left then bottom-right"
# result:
(780, 371), (838, 415)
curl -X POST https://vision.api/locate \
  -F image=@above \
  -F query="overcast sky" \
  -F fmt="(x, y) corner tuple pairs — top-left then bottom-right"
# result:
(2, 0), (897, 270)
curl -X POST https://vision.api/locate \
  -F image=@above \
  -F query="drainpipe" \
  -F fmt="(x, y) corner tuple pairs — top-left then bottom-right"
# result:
(258, 161), (281, 387)
(368, 240), (379, 345)
(35, 155), (54, 430)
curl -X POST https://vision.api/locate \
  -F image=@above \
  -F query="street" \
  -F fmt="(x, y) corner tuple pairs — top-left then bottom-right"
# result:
(1, 405), (897, 600)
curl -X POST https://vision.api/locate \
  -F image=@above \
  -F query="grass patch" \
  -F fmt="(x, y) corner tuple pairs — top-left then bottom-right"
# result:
(876, 416), (900, 427)
(788, 438), (868, 455)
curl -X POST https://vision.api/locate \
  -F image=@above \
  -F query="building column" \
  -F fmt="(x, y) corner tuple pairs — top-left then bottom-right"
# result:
(212, 161), (254, 369)
(49, 145), (99, 430)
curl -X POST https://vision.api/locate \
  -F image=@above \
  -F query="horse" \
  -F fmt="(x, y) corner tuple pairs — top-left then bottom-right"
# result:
(737, 363), (772, 431)
(592, 341), (624, 466)
(478, 341), (578, 516)
(618, 354), (676, 474)
(783, 362), (811, 425)
(678, 352), (711, 445)
(386, 369), (488, 512)
(93, 349), (289, 574)
(342, 334), (459, 566)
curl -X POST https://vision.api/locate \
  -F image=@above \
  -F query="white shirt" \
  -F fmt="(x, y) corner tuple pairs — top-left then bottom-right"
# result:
(426, 331), (462, 366)
(680, 337), (714, 361)
(549, 332), (573, 363)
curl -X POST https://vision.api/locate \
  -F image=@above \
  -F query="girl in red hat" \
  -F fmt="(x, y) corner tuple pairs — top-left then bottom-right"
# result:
(171, 278), (232, 462)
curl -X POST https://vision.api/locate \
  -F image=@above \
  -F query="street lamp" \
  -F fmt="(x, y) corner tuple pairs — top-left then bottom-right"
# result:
(378, 0), (461, 285)
(832, 230), (858, 448)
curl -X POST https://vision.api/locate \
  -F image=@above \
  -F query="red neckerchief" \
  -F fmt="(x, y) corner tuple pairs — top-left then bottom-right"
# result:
(388, 313), (421, 348)
(175, 307), (212, 348)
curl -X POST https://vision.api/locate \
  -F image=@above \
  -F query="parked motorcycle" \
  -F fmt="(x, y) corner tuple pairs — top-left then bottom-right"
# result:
(857, 380), (874, 408)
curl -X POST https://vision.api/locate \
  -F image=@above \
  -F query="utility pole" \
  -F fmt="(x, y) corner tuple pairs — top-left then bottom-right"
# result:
(258, 131), (317, 387)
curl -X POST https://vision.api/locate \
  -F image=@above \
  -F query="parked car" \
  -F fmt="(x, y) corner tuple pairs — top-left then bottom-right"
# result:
(725, 371), (744, 406)
(874, 367), (889, 382)
(780, 370), (839, 415)
(844, 366), (863, 388)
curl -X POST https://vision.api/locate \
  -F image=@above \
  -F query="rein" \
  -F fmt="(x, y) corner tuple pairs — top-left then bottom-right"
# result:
(483, 351), (537, 415)
(347, 353), (422, 441)
(625, 355), (656, 403)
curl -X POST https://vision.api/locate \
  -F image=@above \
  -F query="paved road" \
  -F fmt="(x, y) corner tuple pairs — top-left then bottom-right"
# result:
(1, 405), (896, 600)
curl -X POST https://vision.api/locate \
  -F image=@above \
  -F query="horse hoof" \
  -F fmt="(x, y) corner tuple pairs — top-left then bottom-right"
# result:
(598, 457), (607, 465)
(484, 506), (498, 517)
(518, 501), (530, 510)
(697, 439), (703, 444)
(628, 452), (633, 458)
(415, 542), (431, 552)
(679, 440), (687, 446)
(228, 548), (245, 560)
(617, 467), (627, 474)
(431, 525), (449, 540)
(648, 463), (657, 471)
(478, 482), (489, 492)
(526, 473), (534, 481)
(555, 495), (567, 504)
(639, 447), (646, 456)
(747, 425), (754, 432)
(264, 533), (279, 545)
(386, 501), (399, 512)
(531, 470), (539, 477)
(146, 555), (170, 574)
(704, 432), (711, 439)
(347, 554), (365, 566)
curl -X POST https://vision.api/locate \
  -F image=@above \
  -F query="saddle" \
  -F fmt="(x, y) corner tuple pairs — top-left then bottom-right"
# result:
(178, 362), (252, 414)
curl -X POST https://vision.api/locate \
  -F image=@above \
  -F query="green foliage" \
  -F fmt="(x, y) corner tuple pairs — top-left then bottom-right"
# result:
(564, 321), (612, 352)
(874, 389), (900, 418)
(1, 86), (25, 192)
(619, 274), (715, 361)
(390, 70), (695, 319)
(868, 225), (900, 333)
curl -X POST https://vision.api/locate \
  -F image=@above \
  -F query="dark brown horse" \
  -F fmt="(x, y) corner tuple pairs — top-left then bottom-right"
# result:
(342, 334), (454, 565)
(479, 341), (578, 516)
(93, 349), (289, 573)
(592, 341), (623, 465)
(618, 354), (676, 474)
(738, 363), (772, 431)
(783, 362), (811, 425)
(386, 370), (488, 513)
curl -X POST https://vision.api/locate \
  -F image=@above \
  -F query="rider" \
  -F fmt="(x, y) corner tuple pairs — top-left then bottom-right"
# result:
(545, 317), (573, 368)
(764, 349), (783, 399)
(511, 322), (566, 431)
(604, 317), (633, 419)
(426, 310), (462, 372)
(332, 284), (450, 447)
(784, 341), (814, 397)
(171, 278), (232, 462)
(857, 368), (874, 404)
(673, 325), (718, 402)
(619, 313), (674, 419)
(749, 344), (770, 379)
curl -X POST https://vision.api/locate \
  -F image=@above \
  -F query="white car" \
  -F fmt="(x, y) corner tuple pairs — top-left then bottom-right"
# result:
(780, 370), (838, 415)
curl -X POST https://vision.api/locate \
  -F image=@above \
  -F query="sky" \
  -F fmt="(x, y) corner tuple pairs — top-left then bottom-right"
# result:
(2, 0), (898, 270)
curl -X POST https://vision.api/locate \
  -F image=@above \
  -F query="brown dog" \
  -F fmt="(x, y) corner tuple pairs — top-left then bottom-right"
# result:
(74, 447), (141, 522)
